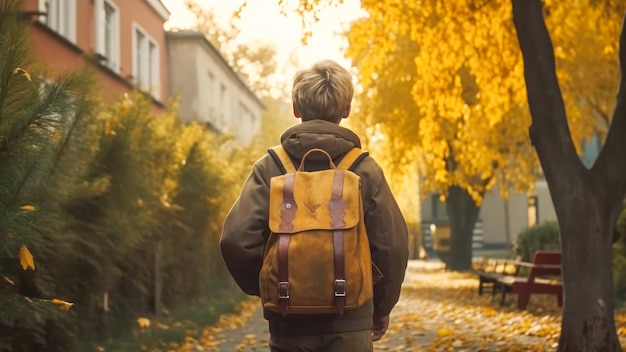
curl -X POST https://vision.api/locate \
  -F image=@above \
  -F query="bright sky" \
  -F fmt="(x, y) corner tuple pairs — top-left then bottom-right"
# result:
(160, 0), (364, 74)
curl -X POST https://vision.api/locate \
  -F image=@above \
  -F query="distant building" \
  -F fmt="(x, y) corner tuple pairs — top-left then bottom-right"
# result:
(166, 30), (264, 144)
(21, 0), (171, 109)
(420, 135), (602, 251)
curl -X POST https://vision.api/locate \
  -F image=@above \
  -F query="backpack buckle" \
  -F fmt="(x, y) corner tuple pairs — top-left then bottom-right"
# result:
(278, 281), (290, 299)
(334, 279), (346, 297)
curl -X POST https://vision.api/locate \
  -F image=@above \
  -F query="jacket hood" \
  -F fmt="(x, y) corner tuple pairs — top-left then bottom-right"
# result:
(280, 120), (362, 161)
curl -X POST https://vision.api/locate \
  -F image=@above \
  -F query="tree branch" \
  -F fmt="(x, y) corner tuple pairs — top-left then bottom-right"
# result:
(587, 96), (611, 129)
(511, 0), (582, 182)
(593, 12), (626, 196)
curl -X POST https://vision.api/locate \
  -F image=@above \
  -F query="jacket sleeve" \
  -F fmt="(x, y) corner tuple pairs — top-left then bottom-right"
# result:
(359, 159), (409, 317)
(220, 160), (271, 296)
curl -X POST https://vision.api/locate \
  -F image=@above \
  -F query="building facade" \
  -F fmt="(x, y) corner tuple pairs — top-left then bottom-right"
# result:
(420, 137), (602, 251)
(166, 30), (264, 144)
(21, 0), (170, 108)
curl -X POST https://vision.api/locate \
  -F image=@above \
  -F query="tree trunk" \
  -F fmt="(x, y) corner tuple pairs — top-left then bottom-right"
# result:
(154, 239), (162, 316)
(512, 0), (626, 350)
(446, 186), (480, 271)
(554, 182), (620, 350)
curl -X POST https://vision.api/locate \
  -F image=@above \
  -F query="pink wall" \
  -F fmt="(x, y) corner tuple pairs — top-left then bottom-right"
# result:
(22, 0), (170, 109)
(28, 25), (134, 103)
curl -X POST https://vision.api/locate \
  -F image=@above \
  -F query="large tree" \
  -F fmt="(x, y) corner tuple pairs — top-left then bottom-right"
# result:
(343, 1), (537, 270)
(512, 0), (626, 350)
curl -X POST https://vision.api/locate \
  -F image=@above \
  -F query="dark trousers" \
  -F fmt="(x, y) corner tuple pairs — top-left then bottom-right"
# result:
(269, 329), (373, 352)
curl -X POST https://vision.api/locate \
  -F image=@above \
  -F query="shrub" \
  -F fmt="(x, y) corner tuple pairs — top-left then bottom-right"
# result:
(512, 221), (561, 261)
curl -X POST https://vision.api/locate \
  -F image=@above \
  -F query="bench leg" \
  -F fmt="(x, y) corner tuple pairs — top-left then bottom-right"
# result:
(557, 293), (563, 307)
(493, 282), (501, 299)
(517, 293), (530, 310)
(478, 280), (484, 295)
(500, 285), (507, 305)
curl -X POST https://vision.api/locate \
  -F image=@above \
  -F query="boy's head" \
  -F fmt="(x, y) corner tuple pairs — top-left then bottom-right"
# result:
(292, 60), (354, 124)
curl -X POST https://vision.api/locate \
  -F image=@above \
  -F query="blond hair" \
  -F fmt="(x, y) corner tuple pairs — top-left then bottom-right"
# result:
(292, 60), (354, 123)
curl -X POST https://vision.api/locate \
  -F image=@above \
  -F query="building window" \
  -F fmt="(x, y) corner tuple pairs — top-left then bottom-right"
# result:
(431, 194), (448, 220)
(94, 0), (120, 73)
(38, 0), (77, 43)
(219, 84), (227, 125)
(148, 41), (157, 92)
(207, 71), (215, 115)
(239, 103), (254, 142)
(104, 2), (115, 59)
(135, 30), (145, 84)
(133, 24), (160, 100)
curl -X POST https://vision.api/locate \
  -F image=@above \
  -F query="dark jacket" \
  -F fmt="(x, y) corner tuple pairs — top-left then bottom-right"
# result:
(220, 119), (409, 335)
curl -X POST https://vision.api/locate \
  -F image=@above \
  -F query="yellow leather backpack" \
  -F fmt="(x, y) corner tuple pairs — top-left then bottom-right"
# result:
(259, 146), (379, 316)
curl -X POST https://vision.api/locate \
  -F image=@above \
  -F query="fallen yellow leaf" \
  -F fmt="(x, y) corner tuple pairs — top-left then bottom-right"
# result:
(20, 205), (36, 211)
(137, 317), (151, 328)
(13, 67), (31, 81)
(20, 245), (35, 270)
(438, 328), (454, 337)
(51, 298), (74, 311)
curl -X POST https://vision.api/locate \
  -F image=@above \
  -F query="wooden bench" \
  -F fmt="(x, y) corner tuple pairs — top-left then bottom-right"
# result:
(495, 251), (562, 310)
(473, 257), (520, 296)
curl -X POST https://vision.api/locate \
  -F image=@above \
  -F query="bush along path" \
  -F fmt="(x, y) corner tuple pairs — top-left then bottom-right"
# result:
(161, 260), (626, 352)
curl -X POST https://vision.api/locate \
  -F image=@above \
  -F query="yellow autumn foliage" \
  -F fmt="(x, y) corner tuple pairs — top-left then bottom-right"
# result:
(290, 0), (623, 204)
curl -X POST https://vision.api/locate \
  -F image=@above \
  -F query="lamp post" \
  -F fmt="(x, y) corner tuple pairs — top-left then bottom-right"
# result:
(527, 195), (538, 228)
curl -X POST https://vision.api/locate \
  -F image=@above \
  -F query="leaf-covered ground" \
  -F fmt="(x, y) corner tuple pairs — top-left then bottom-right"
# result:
(163, 261), (626, 351)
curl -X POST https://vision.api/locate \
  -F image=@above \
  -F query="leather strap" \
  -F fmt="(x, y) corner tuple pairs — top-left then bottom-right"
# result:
(277, 234), (291, 316)
(277, 173), (296, 316)
(269, 145), (369, 174)
(329, 169), (346, 315)
(336, 147), (369, 171)
(279, 173), (296, 232)
(268, 146), (297, 173)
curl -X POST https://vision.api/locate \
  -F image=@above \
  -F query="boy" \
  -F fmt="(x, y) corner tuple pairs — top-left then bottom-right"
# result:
(220, 59), (409, 351)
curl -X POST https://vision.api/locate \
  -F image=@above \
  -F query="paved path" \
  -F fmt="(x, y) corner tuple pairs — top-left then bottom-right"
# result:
(187, 260), (572, 351)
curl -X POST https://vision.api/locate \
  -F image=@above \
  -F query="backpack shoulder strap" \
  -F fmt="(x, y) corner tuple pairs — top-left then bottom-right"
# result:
(268, 145), (297, 174)
(337, 147), (369, 172)
(269, 146), (369, 174)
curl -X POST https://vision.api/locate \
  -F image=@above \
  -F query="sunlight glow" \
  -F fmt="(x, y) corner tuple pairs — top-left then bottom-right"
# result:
(160, 0), (363, 71)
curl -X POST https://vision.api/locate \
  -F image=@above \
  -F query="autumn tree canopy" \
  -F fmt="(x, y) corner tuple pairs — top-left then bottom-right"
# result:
(277, 0), (622, 204)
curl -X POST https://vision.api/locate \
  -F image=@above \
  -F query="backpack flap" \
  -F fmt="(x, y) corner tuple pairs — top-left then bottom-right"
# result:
(268, 169), (361, 234)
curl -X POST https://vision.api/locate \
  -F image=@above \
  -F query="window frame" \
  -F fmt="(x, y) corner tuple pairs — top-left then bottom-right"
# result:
(132, 23), (161, 100)
(94, 0), (121, 74)
(37, 0), (77, 44)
